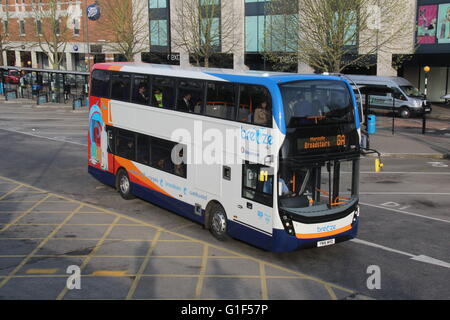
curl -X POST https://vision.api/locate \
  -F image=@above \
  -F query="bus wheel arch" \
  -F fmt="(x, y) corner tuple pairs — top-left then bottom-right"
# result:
(115, 167), (135, 200)
(205, 201), (229, 241)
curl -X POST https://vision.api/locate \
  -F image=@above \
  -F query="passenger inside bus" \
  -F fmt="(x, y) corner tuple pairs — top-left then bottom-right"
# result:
(152, 88), (163, 107)
(178, 93), (193, 112)
(136, 84), (149, 104)
(293, 93), (314, 117)
(254, 101), (272, 126)
(155, 158), (171, 172)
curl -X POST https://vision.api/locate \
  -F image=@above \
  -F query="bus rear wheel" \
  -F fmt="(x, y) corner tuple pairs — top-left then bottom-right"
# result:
(116, 169), (135, 200)
(208, 203), (229, 241)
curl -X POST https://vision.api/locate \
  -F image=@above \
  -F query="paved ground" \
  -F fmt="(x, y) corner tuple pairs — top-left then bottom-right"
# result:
(0, 101), (449, 300)
(0, 176), (356, 300)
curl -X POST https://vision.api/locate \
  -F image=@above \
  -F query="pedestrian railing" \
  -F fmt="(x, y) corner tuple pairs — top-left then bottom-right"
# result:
(37, 93), (48, 105)
(5, 89), (18, 101)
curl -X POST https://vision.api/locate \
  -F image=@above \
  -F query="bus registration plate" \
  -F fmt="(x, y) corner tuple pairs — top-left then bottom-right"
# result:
(317, 239), (335, 248)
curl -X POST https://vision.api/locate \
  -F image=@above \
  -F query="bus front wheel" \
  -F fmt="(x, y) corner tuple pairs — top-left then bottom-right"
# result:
(208, 203), (229, 241)
(116, 169), (135, 200)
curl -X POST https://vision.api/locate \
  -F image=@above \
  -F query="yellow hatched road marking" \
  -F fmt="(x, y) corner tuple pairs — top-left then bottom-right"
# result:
(0, 194), (52, 232)
(0, 203), (83, 290)
(194, 244), (209, 299)
(259, 262), (268, 300)
(26, 268), (58, 275)
(91, 270), (128, 277)
(0, 175), (357, 298)
(126, 230), (162, 300)
(56, 216), (121, 300)
(0, 185), (24, 201)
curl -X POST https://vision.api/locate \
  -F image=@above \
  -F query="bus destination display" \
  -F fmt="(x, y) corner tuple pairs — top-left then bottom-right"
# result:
(298, 134), (347, 151)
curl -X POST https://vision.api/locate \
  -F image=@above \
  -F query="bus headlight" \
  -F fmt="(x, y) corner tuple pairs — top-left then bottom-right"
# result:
(280, 212), (296, 236)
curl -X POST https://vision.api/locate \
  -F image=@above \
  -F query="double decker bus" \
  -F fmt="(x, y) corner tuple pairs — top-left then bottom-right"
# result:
(88, 63), (361, 252)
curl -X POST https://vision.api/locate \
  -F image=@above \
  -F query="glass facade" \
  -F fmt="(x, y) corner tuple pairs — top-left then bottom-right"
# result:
(149, 0), (169, 50)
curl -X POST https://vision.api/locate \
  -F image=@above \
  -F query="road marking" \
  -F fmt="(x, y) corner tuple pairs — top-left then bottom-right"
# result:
(91, 270), (128, 277)
(26, 269), (58, 274)
(351, 239), (450, 269)
(0, 128), (87, 147)
(0, 175), (359, 297)
(126, 230), (162, 300)
(360, 202), (450, 224)
(0, 204), (83, 290)
(195, 244), (209, 299)
(259, 263), (268, 300)
(360, 192), (450, 195)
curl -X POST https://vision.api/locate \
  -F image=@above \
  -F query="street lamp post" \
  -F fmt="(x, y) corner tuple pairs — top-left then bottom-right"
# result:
(422, 66), (430, 135)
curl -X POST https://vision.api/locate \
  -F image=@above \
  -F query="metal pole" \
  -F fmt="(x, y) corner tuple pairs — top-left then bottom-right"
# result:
(392, 89), (395, 135)
(422, 71), (428, 135)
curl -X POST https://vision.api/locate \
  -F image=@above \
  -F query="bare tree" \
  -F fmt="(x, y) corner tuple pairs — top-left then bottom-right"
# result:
(32, 0), (71, 70)
(263, 0), (415, 73)
(99, 0), (149, 62)
(171, 0), (240, 67)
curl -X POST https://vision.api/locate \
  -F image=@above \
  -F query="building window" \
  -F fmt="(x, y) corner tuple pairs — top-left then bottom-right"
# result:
(36, 20), (42, 35)
(73, 18), (80, 36)
(19, 20), (25, 35)
(2, 20), (8, 34)
(150, 20), (168, 46)
(149, 0), (166, 9)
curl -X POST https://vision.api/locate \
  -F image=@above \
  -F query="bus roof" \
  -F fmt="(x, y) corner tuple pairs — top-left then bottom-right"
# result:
(92, 62), (344, 84)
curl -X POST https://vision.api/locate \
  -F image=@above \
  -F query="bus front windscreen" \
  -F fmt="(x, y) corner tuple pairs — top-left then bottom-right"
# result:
(278, 158), (359, 220)
(280, 80), (355, 128)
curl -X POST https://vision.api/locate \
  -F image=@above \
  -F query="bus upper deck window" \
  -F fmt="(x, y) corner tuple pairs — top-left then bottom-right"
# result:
(238, 85), (272, 127)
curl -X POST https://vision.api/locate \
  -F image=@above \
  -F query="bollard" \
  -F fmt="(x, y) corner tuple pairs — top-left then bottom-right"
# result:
(375, 158), (384, 173)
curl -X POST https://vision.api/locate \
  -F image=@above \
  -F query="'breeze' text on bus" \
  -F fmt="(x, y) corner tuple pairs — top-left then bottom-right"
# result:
(88, 63), (361, 252)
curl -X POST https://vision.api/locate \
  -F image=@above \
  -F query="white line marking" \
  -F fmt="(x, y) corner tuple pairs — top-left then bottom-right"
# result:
(0, 128), (87, 147)
(360, 202), (450, 224)
(352, 239), (450, 269)
(360, 192), (450, 195)
(346, 172), (450, 175)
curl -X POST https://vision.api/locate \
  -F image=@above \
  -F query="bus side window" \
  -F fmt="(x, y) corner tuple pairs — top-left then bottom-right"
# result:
(205, 82), (236, 120)
(91, 70), (111, 98)
(136, 134), (150, 165)
(131, 74), (150, 106)
(153, 77), (175, 109)
(177, 79), (204, 114)
(111, 73), (131, 102)
(116, 129), (136, 161)
(238, 85), (272, 127)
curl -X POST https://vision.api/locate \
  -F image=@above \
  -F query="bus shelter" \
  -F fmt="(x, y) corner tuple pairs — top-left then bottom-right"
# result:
(0, 66), (89, 106)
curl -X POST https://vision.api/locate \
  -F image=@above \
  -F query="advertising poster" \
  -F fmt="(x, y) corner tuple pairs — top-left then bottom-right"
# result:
(437, 3), (450, 43)
(417, 5), (438, 44)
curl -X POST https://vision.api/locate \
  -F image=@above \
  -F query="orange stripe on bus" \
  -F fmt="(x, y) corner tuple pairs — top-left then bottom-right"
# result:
(296, 225), (352, 240)
(115, 158), (173, 198)
(108, 65), (123, 71)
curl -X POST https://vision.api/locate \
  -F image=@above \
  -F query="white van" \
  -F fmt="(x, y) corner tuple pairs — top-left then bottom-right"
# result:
(343, 75), (432, 118)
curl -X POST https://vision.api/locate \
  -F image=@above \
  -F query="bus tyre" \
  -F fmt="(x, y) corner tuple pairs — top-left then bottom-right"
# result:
(208, 203), (229, 241)
(399, 107), (411, 119)
(116, 169), (134, 200)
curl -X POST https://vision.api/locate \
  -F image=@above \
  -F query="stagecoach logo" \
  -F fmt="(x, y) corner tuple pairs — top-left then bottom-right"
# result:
(87, 3), (101, 21)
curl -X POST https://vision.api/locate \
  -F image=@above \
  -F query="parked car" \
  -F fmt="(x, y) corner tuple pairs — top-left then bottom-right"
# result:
(4, 70), (20, 84)
(344, 75), (432, 118)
